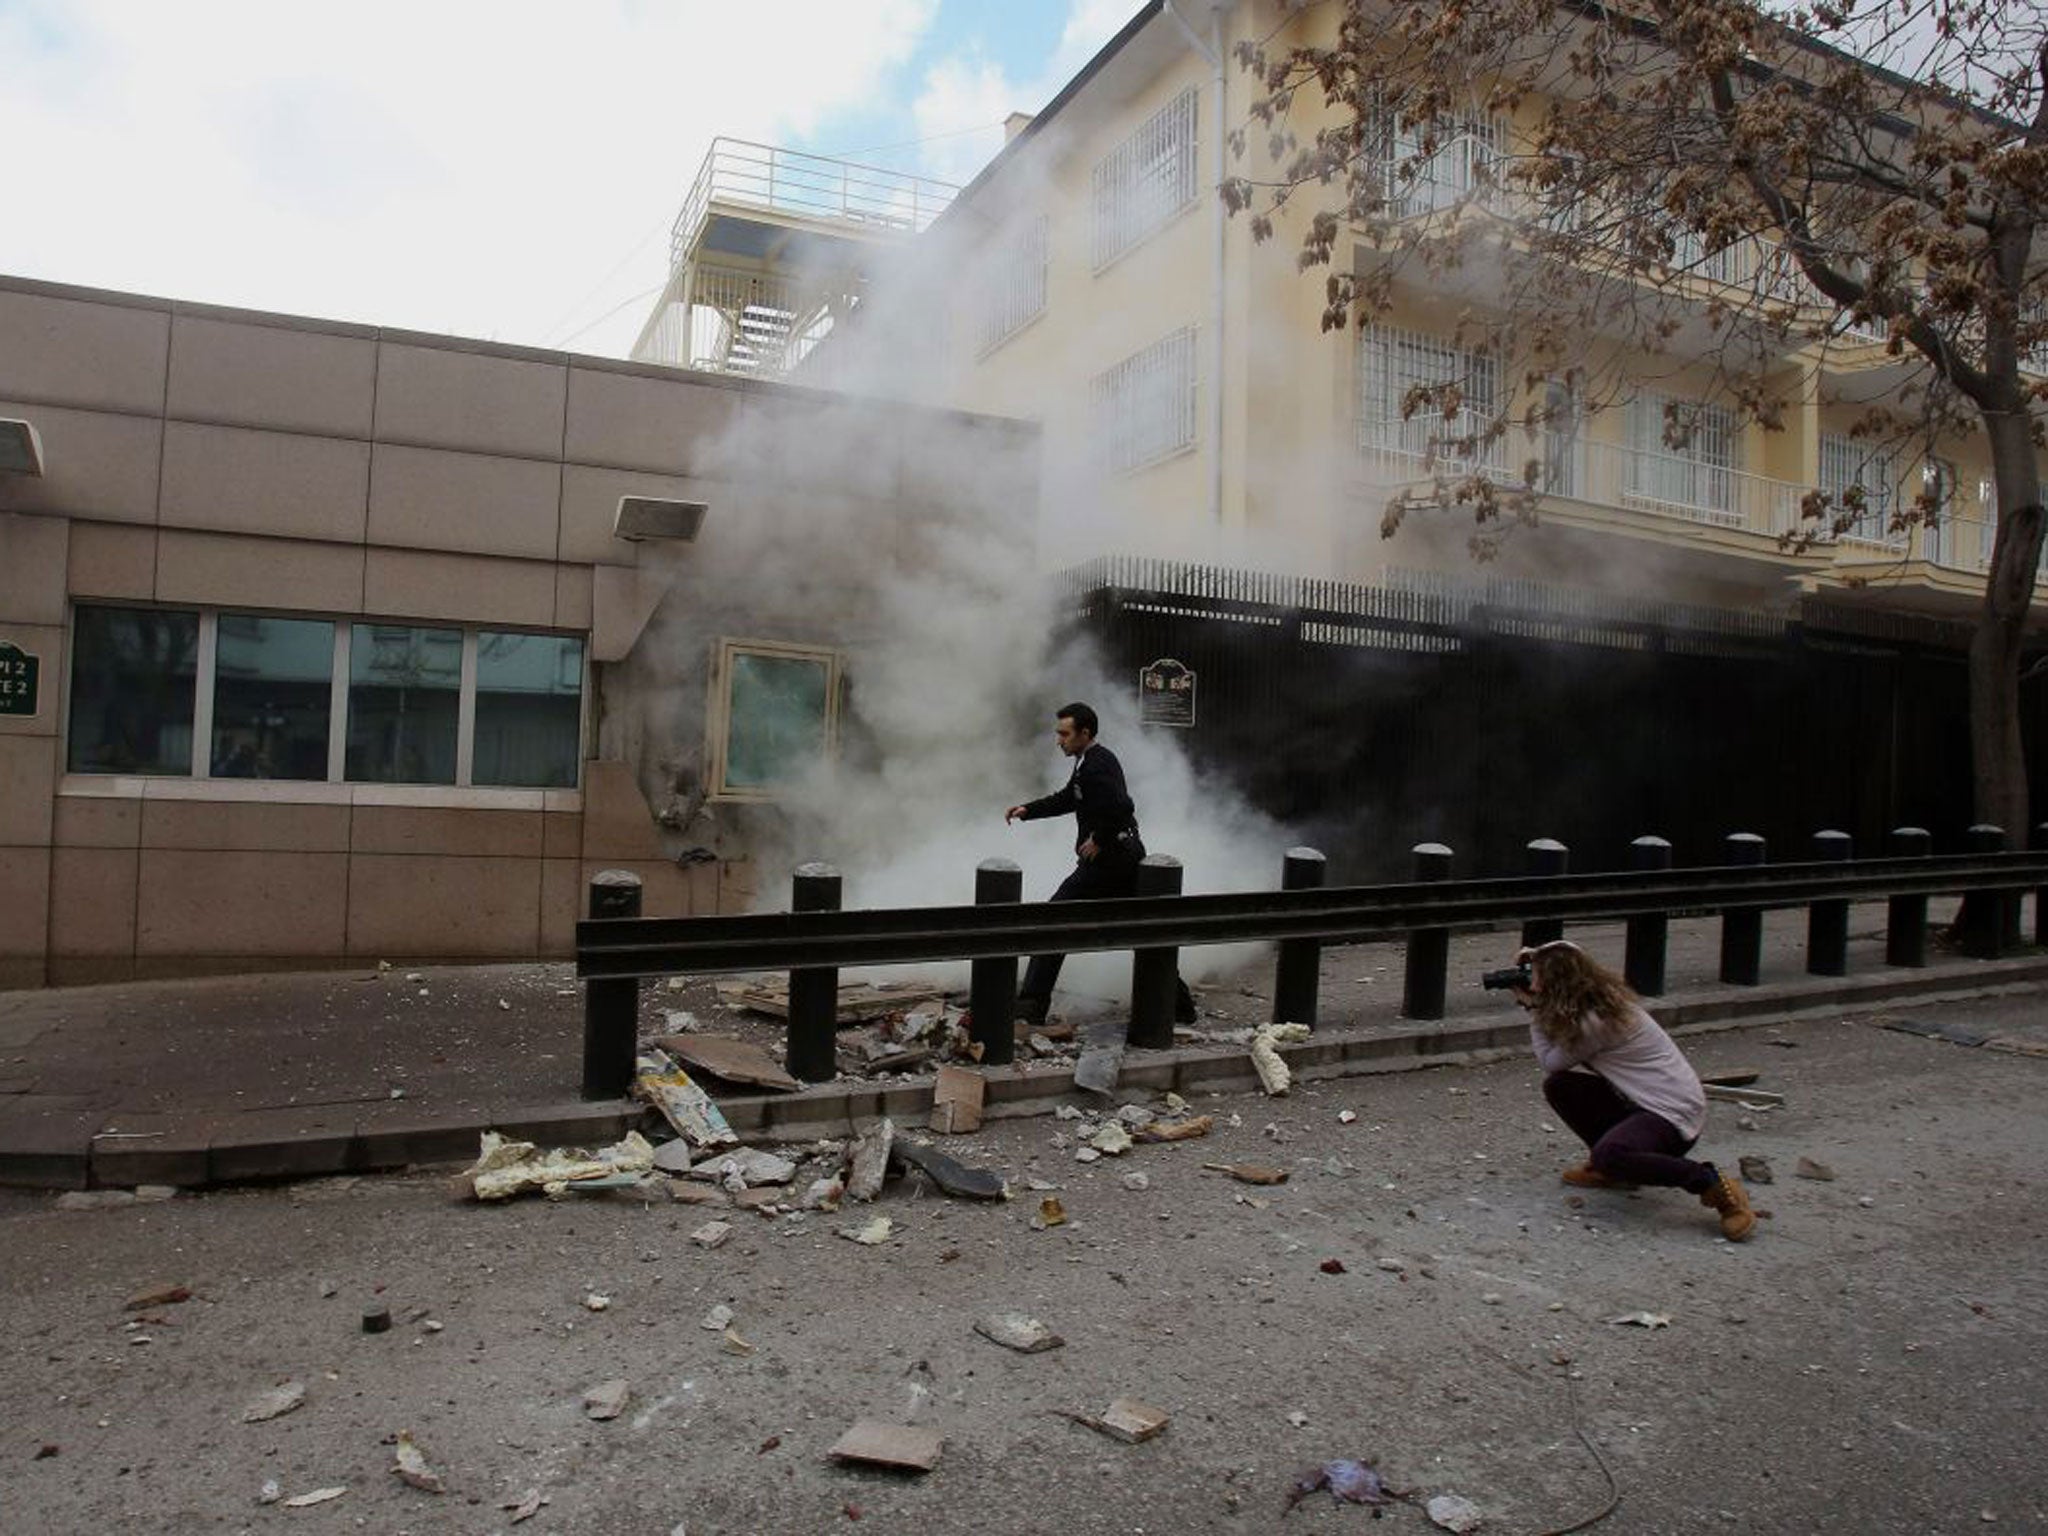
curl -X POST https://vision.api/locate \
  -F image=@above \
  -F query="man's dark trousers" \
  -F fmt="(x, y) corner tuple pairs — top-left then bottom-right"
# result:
(1019, 851), (1195, 1020)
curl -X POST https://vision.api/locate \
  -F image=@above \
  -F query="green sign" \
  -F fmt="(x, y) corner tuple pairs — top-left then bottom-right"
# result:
(0, 641), (40, 719)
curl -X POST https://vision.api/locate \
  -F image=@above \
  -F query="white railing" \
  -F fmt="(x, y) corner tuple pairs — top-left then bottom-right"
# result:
(1385, 133), (1501, 219)
(669, 139), (957, 271)
(1359, 408), (1507, 477)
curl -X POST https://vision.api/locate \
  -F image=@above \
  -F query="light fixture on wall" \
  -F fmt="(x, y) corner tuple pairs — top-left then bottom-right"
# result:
(0, 418), (44, 476)
(613, 496), (708, 542)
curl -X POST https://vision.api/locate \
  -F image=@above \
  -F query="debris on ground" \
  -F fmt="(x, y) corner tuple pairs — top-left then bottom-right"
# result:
(1250, 1027), (1293, 1096)
(362, 1302), (392, 1334)
(504, 1488), (547, 1523)
(702, 1304), (734, 1331)
(1285, 1458), (1392, 1513)
(1700, 1068), (1762, 1087)
(634, 1054), (739, 1147)
(892, 1139), (1006, 1200)
(840, 1216), (894, 1246)
(1703, 1083), (1784, 1106)
(1796, 1157), (1837, 1182)
(458, 1130), (657, 1201)
(690, 1220), (734, 1249)
(1032, 1196), (1067, 1230)
(718, 976), (947, 1024)
(930, 1064), (986, 1134)
(827, 1420), (943, 1473)
(392, 1431), (445, 1494)
(1205, 1162), (1290, 1186)
(1877, 1016), (1989, 1048)
(582, 1379), (630, 1421)
(653, 1032), (802, 1093)
(844, 1120), (896, 1202)
(652, 1140), (694, 1175)
(800, 1177), (845, 1211)
(1133, 1115), (1213, 1143)
(1426, 1492), (1484, 1531)
(1055, 1397), (1169, 1443)
(1089, 1123), (1134, 1156)
(1074, 1018), (1128, 1096)
(255, 1478), (279, 1503)
(1318, 1258), (1346, 1274)
(1122, 1172), (1150, 1192)
(1607, 1311), (1671, 1328)
(685, 1148), (799, 1188)
(282, 1486), (347, 1509)
(123, 1283), (191, 1311)
(1739, 1155), (1774, 1185)
(974, 1311), (1064, 1353)
(582, 1292), (611, 1312)
(241, 1380), (306, 1423)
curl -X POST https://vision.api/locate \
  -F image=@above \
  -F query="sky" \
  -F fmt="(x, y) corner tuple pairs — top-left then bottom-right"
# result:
(0, 0), (1140, 358)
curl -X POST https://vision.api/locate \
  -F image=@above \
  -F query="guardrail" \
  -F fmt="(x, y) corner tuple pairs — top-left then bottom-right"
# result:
(575, 828), (2048, 1097)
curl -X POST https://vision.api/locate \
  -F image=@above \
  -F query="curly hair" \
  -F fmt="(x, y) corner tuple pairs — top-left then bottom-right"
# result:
(1521, 941), (1639, 1055)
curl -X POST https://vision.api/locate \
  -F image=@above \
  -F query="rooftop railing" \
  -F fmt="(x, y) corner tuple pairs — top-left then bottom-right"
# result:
(669, 139), (958, 272)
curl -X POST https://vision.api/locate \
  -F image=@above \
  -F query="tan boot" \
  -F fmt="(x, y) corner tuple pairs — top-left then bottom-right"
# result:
(1560, 1162), (1637, 1191)
(1700, 1171), (1756, 1241)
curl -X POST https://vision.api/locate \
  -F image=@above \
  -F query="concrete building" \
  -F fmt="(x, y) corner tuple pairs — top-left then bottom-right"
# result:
(0, 275), (1034, 988)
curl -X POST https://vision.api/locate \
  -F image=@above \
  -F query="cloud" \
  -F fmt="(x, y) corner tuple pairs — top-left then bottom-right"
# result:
(0, 0), (940, 354)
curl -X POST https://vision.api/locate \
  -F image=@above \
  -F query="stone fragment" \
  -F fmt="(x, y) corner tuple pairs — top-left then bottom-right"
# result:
(283, 1487), (346, 1508)
(583, 1379), (629, 1421)
(1427, 1493), (1485, 1532)
(827, 1420), (942, 1472)
(1089, 1124), (1133, 1156)
(690, 1220), (734, 1249)
(701, 1304), (734, 1331)
(1795, 1157), (1837, 1182)
(839, 1216), (894, 1246)
(1121, 1172), (1150, 1192)
(685, 1147), (798, 1186)
(845, 1120), (896, 1202)
(392, 1432), (445, 1493)
(242, 1381), (306, 1423)
(651, 1140), (694, 1175)
(1738, 1155), (1774, 1185)
(973, 1311), (1064, 1353)
(124, 1283), (191, 1311)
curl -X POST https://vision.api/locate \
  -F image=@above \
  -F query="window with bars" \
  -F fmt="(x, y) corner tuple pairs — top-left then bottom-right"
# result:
(1373, 104), (1505, 218)
(976, 216), (1048, 355)
(1093, 327), (1198, 474)
(1091, 88), (1198, 270)
(1357, 325), (1502, 472)
(1818, 433), (1904, 547)
(1625, 395), (1736, 517)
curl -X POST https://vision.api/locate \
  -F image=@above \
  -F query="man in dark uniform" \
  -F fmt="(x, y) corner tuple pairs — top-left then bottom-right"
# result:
(1005, 701), (1197, 1026)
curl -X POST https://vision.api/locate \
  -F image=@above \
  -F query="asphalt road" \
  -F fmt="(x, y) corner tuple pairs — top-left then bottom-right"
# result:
(4, 992), (2045, 1536)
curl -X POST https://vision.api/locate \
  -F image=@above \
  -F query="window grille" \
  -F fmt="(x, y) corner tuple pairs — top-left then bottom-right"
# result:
(1093, 327), (1199, 473)
(1818, 433), (1904, 548)
(1624, 395), (1737, 520)
(1091, 88), (1198, 270)
(1357, 325), (1503, 472)
(1375, 105), (1505, 218)
(976, 216), (1048, 355)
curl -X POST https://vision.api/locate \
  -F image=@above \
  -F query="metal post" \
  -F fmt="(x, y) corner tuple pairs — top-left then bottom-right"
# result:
(1807, 830), (1852, 976)
(581, 870), (643, 1100)
(1129, 855), (1184, 1050)
(1718, 833), (1765, 986)
(1272, 847), (1327, 1027)
(969, 858), (1022, 1065)
(1885, 827), (1931, 968)
(1624, 836), (1671, 996)
(2035, 823), (2048, 948)
(1520, 838), (1568, 949)
(786, 863), (843, 1083)
(1401, 843), (1452, 1021)
(1961, 825), (2008, 960)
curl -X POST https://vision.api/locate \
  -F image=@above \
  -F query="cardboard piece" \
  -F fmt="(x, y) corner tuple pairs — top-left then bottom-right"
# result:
(828, 1420), (943, 1472)
(717, 978), (948, 1023)
(654, 1033), (802, 1093)
(930, 1064), (986, 1134)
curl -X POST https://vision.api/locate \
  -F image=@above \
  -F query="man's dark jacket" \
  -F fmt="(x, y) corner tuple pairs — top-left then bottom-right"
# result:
(1016, 743), (1142, 861)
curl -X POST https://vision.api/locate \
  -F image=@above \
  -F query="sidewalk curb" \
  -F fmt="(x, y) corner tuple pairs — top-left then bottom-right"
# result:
(13, 955), (2047, 1193)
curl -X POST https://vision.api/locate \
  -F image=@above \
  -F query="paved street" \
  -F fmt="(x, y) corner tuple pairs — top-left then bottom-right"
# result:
(5, 989), (2045, 1535)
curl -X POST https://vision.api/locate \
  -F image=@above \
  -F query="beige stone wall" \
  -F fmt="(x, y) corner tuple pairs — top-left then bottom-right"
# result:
(0, 276), (1030, 986)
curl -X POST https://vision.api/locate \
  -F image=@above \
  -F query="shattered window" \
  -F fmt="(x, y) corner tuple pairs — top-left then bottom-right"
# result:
(714, 641), (840, 797)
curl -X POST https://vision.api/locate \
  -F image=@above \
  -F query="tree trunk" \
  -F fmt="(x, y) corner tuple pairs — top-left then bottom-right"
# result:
(1967, 410), (2046, 841)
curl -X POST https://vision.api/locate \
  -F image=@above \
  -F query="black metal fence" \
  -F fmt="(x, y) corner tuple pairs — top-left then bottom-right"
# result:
(1058, 559), (2048, 881)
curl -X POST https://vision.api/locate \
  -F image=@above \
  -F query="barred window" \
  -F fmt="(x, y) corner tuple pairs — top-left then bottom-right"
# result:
(1091, 88), (1198, 270)
(1357, 325), (1502, 472)
(1818, 433), (1904, 547)
(976, 216), (1048, 355)
(1625, 394), (1736, 518)
(1092, 327), (1199, 474)
(1374, 104), (1505, 218)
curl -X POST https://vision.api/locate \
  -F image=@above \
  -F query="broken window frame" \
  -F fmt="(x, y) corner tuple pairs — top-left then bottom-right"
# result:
(705, 636), (843, 802)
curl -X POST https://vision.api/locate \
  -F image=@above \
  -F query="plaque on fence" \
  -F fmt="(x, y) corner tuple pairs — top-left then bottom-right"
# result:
(0, 641), (38, 719)
(1138, 657), (1195, 728)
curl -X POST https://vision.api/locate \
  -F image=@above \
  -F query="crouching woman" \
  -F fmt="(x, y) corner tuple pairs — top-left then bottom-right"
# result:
(1513, 940), (1754, 1241)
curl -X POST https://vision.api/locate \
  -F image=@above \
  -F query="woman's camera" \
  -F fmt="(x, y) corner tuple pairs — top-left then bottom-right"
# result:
(1480, 961), (1532, 991)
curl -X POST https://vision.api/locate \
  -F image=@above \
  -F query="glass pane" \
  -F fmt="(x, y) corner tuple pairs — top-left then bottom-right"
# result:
(725, 651), (830, 791)
(345, 624), (460, 784)
(210, 615), (334, 780)
(67, 606), (198, 775)
(473, 632), (583, 788)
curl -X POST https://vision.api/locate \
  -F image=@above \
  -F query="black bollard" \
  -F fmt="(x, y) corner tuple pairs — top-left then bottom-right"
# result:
(1401, 843), (1453, 1021)
(2035, 823), (2048, 949)
(1718, 833), (1765, 986)
(1520, 839), (1569, 949)
(581, 869), (643, 1100)
(1272, 847), (1328, 1028)
(1885, 827), (1931, 968)
(786, 863), (843, 1083)
(1960, 825), (2008, 960)
(1624, 836), (1672, 996)
(1806, 830), (1851, 976)
(969, 858), (1023, 1065)
(1129, 855), (1184, 1050)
